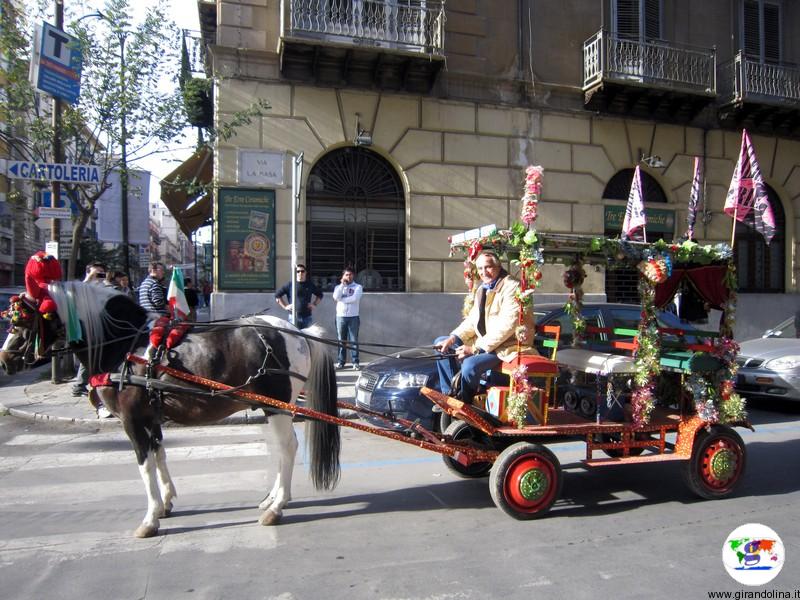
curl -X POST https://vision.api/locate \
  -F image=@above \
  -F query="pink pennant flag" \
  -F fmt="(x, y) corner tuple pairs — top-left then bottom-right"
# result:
(686, 157), (702, 240)
(622, 165), (647, 240)
(724, 130), (776, 245)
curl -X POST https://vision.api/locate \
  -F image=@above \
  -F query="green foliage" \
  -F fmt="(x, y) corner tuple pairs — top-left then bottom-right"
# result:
(182, 77), (213, 128)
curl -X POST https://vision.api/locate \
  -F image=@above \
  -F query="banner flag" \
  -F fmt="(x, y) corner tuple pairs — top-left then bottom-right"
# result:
(167, 267), (189, 319)
(622, 165), (647, 240)
(724, 130), (776, 245)
(686, 156), (702, 240)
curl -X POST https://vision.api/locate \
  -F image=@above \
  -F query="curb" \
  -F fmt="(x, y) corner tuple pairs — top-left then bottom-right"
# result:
(0, 402), (360, 428)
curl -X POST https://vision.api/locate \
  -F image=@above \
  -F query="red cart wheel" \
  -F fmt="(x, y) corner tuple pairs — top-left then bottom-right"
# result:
(489, 442), (562, 520)
(683, 425), (746, 499)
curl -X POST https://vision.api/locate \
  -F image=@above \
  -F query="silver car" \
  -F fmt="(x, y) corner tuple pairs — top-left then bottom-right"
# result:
(735, 316), (800, 402)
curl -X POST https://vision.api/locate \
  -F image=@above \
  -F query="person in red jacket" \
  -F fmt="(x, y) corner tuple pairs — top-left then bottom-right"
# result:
(23, 251), (63, 317)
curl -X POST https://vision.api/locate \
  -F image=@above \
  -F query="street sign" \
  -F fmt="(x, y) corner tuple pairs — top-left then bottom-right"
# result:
(1, 159), (100, 184)
(30, 22), (83, 104)
(37, 207), (72, 219)
(46, 241), (59, 259)
(41, 190), (78, 215)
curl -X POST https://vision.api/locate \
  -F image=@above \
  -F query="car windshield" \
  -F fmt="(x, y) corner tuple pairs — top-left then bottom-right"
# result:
(763, 317), (798, 339)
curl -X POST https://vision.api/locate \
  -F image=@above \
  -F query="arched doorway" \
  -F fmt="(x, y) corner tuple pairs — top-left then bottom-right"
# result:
(306, 147), (405, 291)
(734, 183), (785, 293)
(602, 168), (670, 304)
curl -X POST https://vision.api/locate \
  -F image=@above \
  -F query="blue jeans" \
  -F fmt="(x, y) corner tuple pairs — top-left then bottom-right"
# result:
(294, 315), (313, 329)
(336, 316), (360, 365)
(434, 335), (502, 401)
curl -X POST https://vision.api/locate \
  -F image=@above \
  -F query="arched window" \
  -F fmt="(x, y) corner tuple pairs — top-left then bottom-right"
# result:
(306, 147), (405, 292)
(734, 183), (785, 293)
(602, 168), (669, 304)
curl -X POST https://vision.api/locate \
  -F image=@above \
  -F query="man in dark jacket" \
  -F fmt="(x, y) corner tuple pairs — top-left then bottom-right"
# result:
(138, 262), (168, 316)
(275, 263), (323, 329)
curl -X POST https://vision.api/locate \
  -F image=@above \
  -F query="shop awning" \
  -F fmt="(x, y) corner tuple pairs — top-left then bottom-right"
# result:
(159, 145), (213, 238)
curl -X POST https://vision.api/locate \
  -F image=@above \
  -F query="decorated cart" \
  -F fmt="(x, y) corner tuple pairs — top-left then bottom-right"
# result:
(415, 165), (751, 519)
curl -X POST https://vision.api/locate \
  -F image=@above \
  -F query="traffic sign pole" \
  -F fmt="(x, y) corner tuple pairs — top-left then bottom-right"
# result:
(51, 0), (64, 254)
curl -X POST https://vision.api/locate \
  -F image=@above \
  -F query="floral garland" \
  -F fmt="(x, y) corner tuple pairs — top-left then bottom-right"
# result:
(562, 257), (586, 345)
(1, 295), (34, 326)
(630, 274), (662, 426)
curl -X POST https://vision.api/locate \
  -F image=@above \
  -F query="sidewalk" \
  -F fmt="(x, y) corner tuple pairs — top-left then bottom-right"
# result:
(0, 362), (361, 428)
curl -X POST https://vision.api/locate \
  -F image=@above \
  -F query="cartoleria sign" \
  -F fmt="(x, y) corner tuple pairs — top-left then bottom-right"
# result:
(1, 160), (100, 184)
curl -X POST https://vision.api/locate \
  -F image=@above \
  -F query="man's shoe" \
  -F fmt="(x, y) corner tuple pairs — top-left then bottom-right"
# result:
(97, 406), (113, 419)
(71, 386), (87, 397)
(352, 363), (360, 370)
(336, 363), (345, 369)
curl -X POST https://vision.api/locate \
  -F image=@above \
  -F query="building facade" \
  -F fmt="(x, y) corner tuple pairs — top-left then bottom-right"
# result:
(201, 0), (800, 342)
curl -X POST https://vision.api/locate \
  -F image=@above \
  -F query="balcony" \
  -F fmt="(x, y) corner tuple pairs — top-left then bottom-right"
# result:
(718, 51), (800, 138)
(280, 0), (446, 93)
(583, 30), (716, 123)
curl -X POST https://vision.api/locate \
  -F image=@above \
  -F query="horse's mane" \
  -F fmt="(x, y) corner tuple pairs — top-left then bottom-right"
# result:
(49, 281), (146, 372)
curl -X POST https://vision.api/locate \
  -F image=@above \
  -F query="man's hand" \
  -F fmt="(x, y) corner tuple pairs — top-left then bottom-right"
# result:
(435, 335), (456, 353)
(307, 303), (315, 311)
(455, 345), (477, 360)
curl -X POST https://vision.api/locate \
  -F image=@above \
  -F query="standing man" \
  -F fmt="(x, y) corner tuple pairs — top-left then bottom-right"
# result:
(274, 263), (323, 329)
(184, 278), (200, 322)
(434, 250), (536, 404)
(138, 262), (168, 316)
(333, 266), (363, 370)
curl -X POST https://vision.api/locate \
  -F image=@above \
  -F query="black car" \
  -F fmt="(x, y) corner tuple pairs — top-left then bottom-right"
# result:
(354, 303), (698, 431)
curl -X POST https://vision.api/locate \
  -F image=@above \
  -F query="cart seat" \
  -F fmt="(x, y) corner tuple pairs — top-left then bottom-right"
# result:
(501, 354), (559, 375)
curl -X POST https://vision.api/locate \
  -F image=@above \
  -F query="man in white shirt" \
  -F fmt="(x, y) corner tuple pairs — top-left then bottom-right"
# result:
(332, 267), (363, 369)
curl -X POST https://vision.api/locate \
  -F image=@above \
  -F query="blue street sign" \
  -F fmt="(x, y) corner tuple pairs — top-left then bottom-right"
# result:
(41, 190), (79, 215)
(4, 160), (100, 184)
(34, 22), (83, 104)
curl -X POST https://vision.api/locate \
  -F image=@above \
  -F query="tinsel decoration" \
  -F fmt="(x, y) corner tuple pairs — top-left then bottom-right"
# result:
(515, 324), (531, 345)
(563, 258), (586, 345)
(631, 383), (655, 427)
(521, 165), (543, 226)
(507, 364), (533, 428)
(2, 296), (35, 326)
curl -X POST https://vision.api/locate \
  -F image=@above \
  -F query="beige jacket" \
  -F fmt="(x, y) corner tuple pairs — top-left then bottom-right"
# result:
(451, 275), (537, 362)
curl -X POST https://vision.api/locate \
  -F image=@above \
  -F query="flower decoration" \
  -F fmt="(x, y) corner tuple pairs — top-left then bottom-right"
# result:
(507, 364), (533, 428)
(631, 383), (655, 427)
(515, 324), (531, 345)
(520, 166), (543, 227)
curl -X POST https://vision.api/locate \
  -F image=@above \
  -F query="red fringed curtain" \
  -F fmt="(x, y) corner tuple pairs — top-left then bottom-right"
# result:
(655, 265), (729, 310)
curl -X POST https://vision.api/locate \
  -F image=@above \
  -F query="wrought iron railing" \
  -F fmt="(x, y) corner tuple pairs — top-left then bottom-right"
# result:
(718, 51), (800, 106)
(583, 30), (716, 95)
(182, 29), (208, 76)
(282, 0), (445, 56)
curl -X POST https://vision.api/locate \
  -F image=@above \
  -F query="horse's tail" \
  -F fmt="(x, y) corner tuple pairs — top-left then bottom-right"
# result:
(305, 335), (341, 490)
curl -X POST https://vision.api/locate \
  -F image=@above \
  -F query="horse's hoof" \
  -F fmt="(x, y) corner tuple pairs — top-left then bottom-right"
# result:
(259, 510), (281, 526)
(134, 524), (159, 538)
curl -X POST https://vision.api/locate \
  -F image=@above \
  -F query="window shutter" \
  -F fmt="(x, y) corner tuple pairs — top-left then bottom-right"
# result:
(743, 1), (761, 59)
(763, 2), (780, 63)
(743, 0), (761, 60)
(644, 0), (661, 40)
(616, 0), (640, 39)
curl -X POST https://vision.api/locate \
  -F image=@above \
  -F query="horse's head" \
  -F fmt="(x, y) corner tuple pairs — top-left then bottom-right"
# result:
(0, 295), (62, 375)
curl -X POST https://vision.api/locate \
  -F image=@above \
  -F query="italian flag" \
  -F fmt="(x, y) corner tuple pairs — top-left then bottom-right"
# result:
(167, 267), (190, 319)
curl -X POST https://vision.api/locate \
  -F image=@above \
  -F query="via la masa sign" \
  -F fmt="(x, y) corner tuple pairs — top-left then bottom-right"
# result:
(238, 149), (285, 187)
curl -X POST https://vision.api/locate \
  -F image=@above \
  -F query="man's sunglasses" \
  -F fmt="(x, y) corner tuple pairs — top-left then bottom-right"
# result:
(296, 269), (306, 273)
(94, 273), (107, 279)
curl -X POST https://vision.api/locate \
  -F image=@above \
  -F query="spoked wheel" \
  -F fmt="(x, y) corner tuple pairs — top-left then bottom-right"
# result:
(683, 425), (746, 499)
(489, 442), (562, 520)
(441, 420), (493, 478)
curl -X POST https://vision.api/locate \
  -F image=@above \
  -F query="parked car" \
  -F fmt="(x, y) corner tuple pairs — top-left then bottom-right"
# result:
(734, 316), (800, 402)
(354, 303), (700, 432)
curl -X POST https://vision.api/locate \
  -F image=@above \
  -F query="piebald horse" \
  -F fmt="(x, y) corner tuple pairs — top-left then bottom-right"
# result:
(0, 282), (340, 537)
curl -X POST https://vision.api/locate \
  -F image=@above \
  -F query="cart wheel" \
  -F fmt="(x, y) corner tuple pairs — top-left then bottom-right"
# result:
(441, 420), (492, 478)
(489, 442), (562, 520)
(439, 411), (453, 434)
(578, 395), (595, 420)
(563, 390), (579, 412)
(683, 425), (746, 499)
(600, 433), (646, 458)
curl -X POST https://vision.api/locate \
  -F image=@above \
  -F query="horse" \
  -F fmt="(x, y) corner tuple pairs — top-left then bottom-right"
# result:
(0, 282), (341, 538)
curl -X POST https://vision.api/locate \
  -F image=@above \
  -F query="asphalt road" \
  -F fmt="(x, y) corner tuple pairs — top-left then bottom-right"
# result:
(1, 400), (799, 600)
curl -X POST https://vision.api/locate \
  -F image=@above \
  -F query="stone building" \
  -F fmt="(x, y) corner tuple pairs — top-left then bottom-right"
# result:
(187, 0), (800, 343)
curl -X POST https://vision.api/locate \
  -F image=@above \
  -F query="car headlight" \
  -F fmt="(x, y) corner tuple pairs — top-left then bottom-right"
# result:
(765, 355), (800, 371)
(382, 372), (430, 389)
